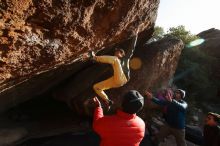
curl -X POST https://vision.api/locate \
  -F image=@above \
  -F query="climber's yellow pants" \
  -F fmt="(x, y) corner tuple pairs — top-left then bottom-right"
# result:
(93, 56), (127, 102)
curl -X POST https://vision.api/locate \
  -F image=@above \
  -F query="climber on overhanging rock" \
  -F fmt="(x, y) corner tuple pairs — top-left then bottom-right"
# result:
(83, 28), (139, 110)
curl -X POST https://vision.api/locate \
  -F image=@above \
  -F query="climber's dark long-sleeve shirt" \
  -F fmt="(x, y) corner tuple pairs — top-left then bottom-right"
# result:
(120, 35), (138, 80)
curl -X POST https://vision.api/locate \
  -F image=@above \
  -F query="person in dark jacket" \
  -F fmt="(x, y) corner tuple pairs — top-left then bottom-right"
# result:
(145, 89), (188, 146)
(93, 90), (145, 146)
(203, 112), (220, 146)
(86, 29), (139, 108)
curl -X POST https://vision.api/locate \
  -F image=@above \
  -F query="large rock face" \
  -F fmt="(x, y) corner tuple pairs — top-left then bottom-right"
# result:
(198, 28), (220, 105)
(0, 0), (158, 82)
(0, 0), (159, 112)
(198, 28), (220, 58)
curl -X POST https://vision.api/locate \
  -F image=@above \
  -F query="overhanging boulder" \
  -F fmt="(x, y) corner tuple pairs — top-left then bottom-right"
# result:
(0, 0), (159, 112)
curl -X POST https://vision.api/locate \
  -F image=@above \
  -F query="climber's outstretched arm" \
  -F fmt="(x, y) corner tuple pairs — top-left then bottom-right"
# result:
(124, 29), (139, 59)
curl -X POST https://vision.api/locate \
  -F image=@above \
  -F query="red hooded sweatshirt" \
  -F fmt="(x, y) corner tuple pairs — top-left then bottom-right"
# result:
(93, 107), (145, 146)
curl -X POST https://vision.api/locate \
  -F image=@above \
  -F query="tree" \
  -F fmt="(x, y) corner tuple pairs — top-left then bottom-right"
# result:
(165, 25), (198, 44)
(152, 26), (165, 40)
(152, 25), (198, 44)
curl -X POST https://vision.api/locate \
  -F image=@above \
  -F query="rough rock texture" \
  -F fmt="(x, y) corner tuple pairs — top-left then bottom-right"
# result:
(0, 0), (159, 112)
(0, 0), (158, 81)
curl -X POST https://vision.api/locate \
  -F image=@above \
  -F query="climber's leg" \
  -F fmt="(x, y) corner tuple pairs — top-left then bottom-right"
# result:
(93, 77), (116, 103)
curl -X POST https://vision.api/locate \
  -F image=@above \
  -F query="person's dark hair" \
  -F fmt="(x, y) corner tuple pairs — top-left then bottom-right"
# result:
(115, 48), (125, 56)
(122, 90), (144, 114)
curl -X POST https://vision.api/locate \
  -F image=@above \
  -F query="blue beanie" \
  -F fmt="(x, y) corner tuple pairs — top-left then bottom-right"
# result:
(122, 90), (144, 114)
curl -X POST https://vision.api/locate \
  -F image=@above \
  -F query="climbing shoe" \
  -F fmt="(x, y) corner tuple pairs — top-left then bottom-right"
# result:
(103, 99), (114, 111)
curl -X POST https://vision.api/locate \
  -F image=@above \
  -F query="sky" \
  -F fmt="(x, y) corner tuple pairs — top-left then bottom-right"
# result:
(155, 0), (220, 34)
